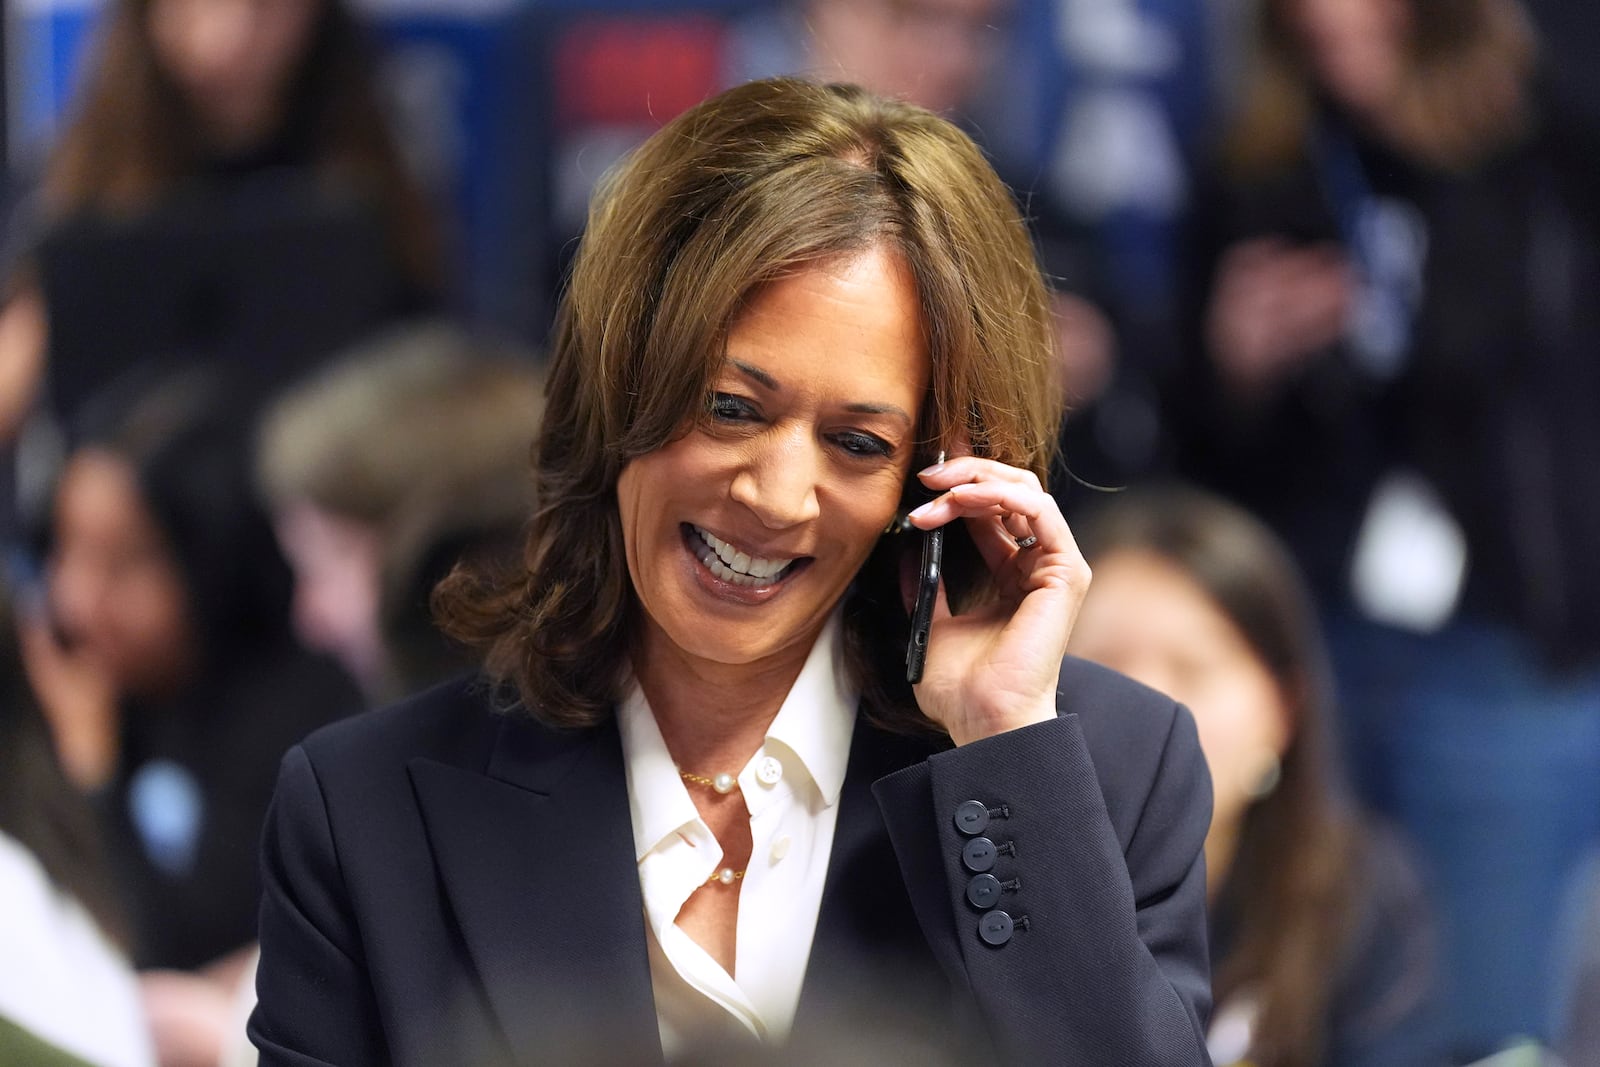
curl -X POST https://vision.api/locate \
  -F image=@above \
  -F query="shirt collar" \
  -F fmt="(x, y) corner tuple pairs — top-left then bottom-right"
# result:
(615, 609), (858, 863)
(617, 684), (700, 865)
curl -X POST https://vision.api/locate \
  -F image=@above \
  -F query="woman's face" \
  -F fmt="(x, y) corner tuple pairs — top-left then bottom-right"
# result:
(1285, 0), (1410, 119)
(1069, 548), (1291, 826)
(147, 0), (321, 149)
(48, 450), (194, 698)
(616, 244), (929, 673)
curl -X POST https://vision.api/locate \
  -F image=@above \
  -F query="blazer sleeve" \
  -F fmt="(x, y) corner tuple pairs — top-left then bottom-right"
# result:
(874, 703), (1213, 1066)
(248, 745), (389, 1067)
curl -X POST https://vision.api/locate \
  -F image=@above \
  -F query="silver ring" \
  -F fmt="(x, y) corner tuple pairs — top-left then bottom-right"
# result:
(1014, 535), (1040, 550)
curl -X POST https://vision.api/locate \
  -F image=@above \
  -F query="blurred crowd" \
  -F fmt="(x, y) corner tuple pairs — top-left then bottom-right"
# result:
(2, 0), (1598, 1065)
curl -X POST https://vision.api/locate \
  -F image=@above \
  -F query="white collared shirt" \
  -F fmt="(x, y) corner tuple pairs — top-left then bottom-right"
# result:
(617, 612), (857, 1056)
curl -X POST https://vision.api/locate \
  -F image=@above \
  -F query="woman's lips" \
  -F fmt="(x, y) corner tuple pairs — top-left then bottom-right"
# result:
(682, 523), (808, 590)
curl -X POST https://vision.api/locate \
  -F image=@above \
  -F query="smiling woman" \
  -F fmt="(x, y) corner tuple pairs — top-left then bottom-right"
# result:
(440, 75), (1063, 735)
(249, 77), (1214, 1067)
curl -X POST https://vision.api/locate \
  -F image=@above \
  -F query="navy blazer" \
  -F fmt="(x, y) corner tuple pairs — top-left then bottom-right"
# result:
(250, 657), (1213, 1065)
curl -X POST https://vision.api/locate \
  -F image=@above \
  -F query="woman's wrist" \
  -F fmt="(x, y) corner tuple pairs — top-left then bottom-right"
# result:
(947, 701), (1057, 747)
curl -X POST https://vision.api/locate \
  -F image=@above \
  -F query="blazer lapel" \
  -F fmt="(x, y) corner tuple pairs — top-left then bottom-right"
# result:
(409, 714), (663, 1066)
(792, 718), (958, 1038)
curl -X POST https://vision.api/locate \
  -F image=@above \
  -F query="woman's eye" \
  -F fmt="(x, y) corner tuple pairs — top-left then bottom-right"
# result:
(708, 393), (757, 422)
(834, 431), (893, 458)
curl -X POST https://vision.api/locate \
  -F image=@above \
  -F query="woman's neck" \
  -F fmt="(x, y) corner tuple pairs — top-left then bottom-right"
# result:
(631, 623), (818, 775)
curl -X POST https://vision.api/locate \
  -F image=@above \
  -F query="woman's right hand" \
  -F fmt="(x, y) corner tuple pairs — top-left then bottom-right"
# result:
(906, 453), (1092, 747)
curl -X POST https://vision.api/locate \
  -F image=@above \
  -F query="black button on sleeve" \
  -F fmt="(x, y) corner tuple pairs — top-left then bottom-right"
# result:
(962, 837), (997, 872)
(978, 909), (1014, 946)
(954, 800), (990, 836)
(966, 873), (1003, 909)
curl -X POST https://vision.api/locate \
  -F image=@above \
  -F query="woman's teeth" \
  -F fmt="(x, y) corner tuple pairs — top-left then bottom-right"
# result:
(692, 526), (795, 587)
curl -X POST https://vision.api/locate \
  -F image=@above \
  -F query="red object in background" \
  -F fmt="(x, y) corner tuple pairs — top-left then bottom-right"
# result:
(554, 16), (728, 131)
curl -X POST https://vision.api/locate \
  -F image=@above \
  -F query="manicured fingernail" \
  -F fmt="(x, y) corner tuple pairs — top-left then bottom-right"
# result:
(908, 500), (935, 519)
(918, 450), (948, 477)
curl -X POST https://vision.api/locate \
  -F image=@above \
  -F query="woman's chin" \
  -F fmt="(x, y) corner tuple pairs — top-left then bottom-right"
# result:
(649, 566), (836, 670)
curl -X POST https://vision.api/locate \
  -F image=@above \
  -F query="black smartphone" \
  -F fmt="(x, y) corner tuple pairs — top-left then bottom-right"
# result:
(905, 449), (946, 684)
(905, 522), (943, 683)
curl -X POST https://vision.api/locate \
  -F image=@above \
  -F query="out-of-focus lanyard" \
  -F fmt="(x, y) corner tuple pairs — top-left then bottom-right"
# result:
(1318, 125), (1464, 629)
(1310, 122), (1428, 380)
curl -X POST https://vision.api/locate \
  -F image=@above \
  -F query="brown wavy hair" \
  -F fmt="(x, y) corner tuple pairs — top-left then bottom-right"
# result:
(41, 0), (440, 291)
(1079, 486), (1430, 1067)
(1226, 0), (1537, 175)
(435, 77), (1061, 731)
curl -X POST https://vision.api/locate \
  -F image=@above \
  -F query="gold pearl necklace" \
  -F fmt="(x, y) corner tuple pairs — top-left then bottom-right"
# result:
(706, 867), (744, 887)
(679, 768), (745, 886)
(679, 768), (739, 794)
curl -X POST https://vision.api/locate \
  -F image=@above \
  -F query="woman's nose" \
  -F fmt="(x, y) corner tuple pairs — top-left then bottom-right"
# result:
(729, 432), (823, 529)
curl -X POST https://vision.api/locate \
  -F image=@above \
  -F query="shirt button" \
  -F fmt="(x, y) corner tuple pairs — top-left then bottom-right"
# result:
(962, 837), (997, 873)
(770, 835), (792, 862)
(756, 756), (783, 786)
(966, 873), (1003, 909)
(954, 800), (990, 836)
(978, 909), (1014, 946)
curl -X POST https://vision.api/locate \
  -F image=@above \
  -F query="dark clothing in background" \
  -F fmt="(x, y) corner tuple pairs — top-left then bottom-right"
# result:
(34, 172), (426, 431)
(102, 639), (359, 970)
(1524, 0), (1600, 131)
(1210, 823), (1443, 1067)
(5, 105), (433, 436)
(1175, 93), (1600, 670)
(3, 125), (433, 554)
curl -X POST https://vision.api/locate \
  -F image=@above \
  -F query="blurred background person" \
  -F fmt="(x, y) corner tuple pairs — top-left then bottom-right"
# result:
(1171, 0), (1600, 1053)
(256, 323), (542, 704)
(30, 369), (359, 1066)
(3, 578), (154, 1066)
(0, 0), (444, 448)
(1070, 485), (1442, 1067)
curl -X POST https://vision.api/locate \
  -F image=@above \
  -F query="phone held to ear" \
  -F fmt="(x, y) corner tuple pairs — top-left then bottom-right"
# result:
(905, 451), (945, 684)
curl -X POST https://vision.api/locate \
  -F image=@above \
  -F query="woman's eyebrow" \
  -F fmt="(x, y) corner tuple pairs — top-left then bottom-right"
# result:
(731, 359), (780, 391)
(844, 401), (912, 425)
(729, 359), (911, 424)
